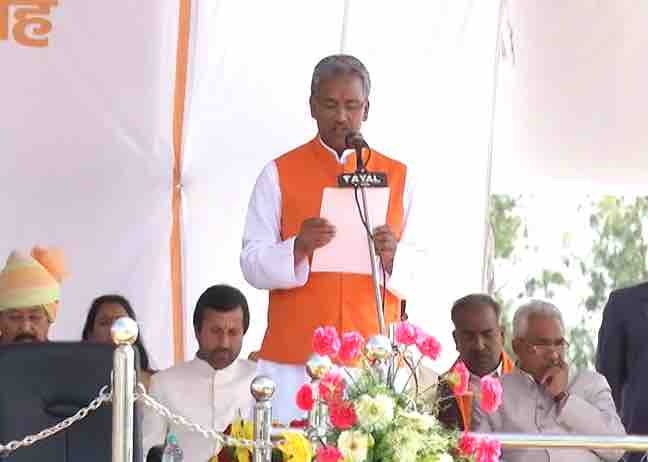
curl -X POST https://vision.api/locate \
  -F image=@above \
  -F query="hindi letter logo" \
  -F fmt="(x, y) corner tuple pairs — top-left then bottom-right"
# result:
(0, 0), (58, 47)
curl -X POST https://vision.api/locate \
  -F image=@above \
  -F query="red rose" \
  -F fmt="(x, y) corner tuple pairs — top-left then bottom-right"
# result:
(338, 332), (365, 364)
(316, 446), (343, 462)
(329, 401), (357, 430)
(394, 321), (418, 345)
(448, 361), (470, 396)
(458, 432), (479, 456)
(295, 384), (315, 411)
(318, 371), (346, 404)
(312, 326), (341, 357)
(475, 436), (501, 462)
(479, 375), (503, 413)
(416, 334), (442, 360)
(289, 418), (309, 429)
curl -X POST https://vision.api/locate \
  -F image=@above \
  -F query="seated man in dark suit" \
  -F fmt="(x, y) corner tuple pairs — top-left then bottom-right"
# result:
(596, 282), (648, 461)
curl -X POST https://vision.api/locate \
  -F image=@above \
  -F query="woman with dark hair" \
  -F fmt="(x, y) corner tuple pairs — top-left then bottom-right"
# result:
(82, 294), (155, 388)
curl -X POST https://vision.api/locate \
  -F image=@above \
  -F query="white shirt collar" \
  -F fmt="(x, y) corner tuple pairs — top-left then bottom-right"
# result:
(318, 136), (356, 164)
(191, 355), (244, 383)
(469, 357), (504, 384)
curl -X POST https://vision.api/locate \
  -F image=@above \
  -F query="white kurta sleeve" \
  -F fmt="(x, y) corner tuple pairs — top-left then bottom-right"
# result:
(240, 161), (309, 290)
(142, 376), (169, 459)
(387, 168), (428, 299)
(556, 373), (626, 461)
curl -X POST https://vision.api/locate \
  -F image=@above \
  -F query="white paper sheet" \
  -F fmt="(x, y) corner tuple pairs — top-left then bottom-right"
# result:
(312, 187), (390, 274)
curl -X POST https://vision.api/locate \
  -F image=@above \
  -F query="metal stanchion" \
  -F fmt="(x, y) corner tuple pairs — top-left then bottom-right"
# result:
(111, 317), (138, 462)
(365, 334), (393, 383)
(251, 376), (276, 462)
(305, 354), (333, 447)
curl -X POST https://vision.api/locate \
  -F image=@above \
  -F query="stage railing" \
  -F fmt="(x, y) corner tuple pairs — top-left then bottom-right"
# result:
(2, 318), (648, 461)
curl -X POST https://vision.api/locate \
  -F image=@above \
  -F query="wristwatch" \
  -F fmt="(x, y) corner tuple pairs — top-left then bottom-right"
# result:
(554, 391), (569, 402)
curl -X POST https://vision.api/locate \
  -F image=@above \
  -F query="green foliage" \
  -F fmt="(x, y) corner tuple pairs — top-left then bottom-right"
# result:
(489, 193), (648, 372)
(490, 195), (522, 259)
(583, 196), (648, 312)
(567, 320), (596, 371)
(524, 270), (567, 299)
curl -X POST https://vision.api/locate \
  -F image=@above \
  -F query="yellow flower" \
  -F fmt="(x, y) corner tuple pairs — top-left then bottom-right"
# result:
(230, 418), (254, 462)
(277, 431), (313, 462)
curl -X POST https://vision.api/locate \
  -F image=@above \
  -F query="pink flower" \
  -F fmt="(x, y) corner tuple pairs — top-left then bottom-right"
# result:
(394, 321), (418, 345)
(329, 401), (358, 429)
(295, 384), (314, 411)
(479, 376), (503, 413)
(475, 437), (501, 462)
(448, 361), (470, 396)
(457, 432), (479, 456)
(312, 326), (341, 357)
(316, 446), (344, 462)
(338, 332), (365, 364)
(318, 370), (346, 403)
(416, 334), (442, 360)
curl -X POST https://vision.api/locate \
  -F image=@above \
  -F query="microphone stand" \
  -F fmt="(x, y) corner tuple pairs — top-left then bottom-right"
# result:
(354, 147), (386, 336)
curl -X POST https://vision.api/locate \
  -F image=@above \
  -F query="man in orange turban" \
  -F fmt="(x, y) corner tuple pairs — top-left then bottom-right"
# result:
(0, 247), (66, 344)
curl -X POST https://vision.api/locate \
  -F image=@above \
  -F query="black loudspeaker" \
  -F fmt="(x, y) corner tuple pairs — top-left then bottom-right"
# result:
(0, 342), (142, 462)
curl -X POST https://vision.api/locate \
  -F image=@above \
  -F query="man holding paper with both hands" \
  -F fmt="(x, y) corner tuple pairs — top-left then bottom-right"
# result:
(240, 54), (420, 423)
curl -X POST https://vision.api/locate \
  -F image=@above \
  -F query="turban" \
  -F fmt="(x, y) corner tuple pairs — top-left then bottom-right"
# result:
(0, 247), (67, 322)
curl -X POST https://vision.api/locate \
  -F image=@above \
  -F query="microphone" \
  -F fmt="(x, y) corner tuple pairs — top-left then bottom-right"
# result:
(345, 131), (369, 172)
(338, 132), (387, 188)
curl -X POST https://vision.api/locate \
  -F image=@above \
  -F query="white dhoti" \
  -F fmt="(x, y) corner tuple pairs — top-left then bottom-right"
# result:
(256, 359), (309, 424)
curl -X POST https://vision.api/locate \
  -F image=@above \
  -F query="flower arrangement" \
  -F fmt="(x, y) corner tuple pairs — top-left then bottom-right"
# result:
(225, 322), (503, 462)
(222, 417), (313, 462)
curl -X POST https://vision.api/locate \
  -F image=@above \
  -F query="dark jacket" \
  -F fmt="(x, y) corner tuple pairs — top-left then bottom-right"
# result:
(596, 282), (648, 461)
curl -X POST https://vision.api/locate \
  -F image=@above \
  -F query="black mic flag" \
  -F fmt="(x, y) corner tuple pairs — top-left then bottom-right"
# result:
(338, 132), (387, 188)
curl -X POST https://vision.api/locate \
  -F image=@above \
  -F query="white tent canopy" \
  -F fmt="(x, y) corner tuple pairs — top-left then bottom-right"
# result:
(3, 0), (645, 371)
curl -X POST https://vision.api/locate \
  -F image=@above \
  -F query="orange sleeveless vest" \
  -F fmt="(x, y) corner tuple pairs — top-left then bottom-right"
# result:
(258, 137), (408, 364)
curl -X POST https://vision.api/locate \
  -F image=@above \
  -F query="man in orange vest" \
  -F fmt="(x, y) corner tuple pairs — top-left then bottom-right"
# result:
(437, 294), (514, 430)
(240, 54), (417, 423)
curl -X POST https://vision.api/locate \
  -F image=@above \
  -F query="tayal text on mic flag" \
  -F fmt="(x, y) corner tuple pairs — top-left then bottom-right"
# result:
(337, 172), (388, 188)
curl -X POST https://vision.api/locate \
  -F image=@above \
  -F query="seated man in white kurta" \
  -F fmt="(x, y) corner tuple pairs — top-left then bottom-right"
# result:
(473, 300), (625, 462)
(143, 285), (257, 462)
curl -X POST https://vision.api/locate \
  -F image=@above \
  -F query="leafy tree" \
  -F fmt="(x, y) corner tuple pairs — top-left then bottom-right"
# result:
(583, 196), (648, 312)
(489, 194), (586, 369)
(490, 194), (521, 260)
(524, 270), (567, 299)
(489, 194), (521, 360)
(490, 194), (648, 371)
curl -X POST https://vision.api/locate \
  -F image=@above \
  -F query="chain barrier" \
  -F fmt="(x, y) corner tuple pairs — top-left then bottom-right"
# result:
(0, 385), (112, 457)
(0, 381), (280, 457)
(134, 384), (276, 450)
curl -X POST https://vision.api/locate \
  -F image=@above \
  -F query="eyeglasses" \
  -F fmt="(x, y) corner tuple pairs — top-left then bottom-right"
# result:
(523, 339), (570, 355)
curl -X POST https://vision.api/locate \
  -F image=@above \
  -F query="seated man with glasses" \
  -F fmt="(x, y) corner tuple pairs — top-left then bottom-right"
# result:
(473, 300), (625, 462)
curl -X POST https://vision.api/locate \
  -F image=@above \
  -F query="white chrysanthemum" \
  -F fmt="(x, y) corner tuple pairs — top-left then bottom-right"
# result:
(384, 427), (422, 462)
(420, 431), (449, 454)
(398, 409), (438, 431)
(355, 393), (395, 432)
(337, 430), (371, 462)
(420, 453), (454, 462)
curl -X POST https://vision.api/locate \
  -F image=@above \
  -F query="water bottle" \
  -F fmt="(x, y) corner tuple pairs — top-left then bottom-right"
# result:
(161, 433), (183, 462)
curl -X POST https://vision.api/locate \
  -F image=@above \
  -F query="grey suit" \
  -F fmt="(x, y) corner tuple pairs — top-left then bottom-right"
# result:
(473, 368), (625, 462)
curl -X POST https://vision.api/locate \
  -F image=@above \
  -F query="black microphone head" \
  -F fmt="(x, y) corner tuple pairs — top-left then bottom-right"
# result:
(345, 131), (368, 150)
